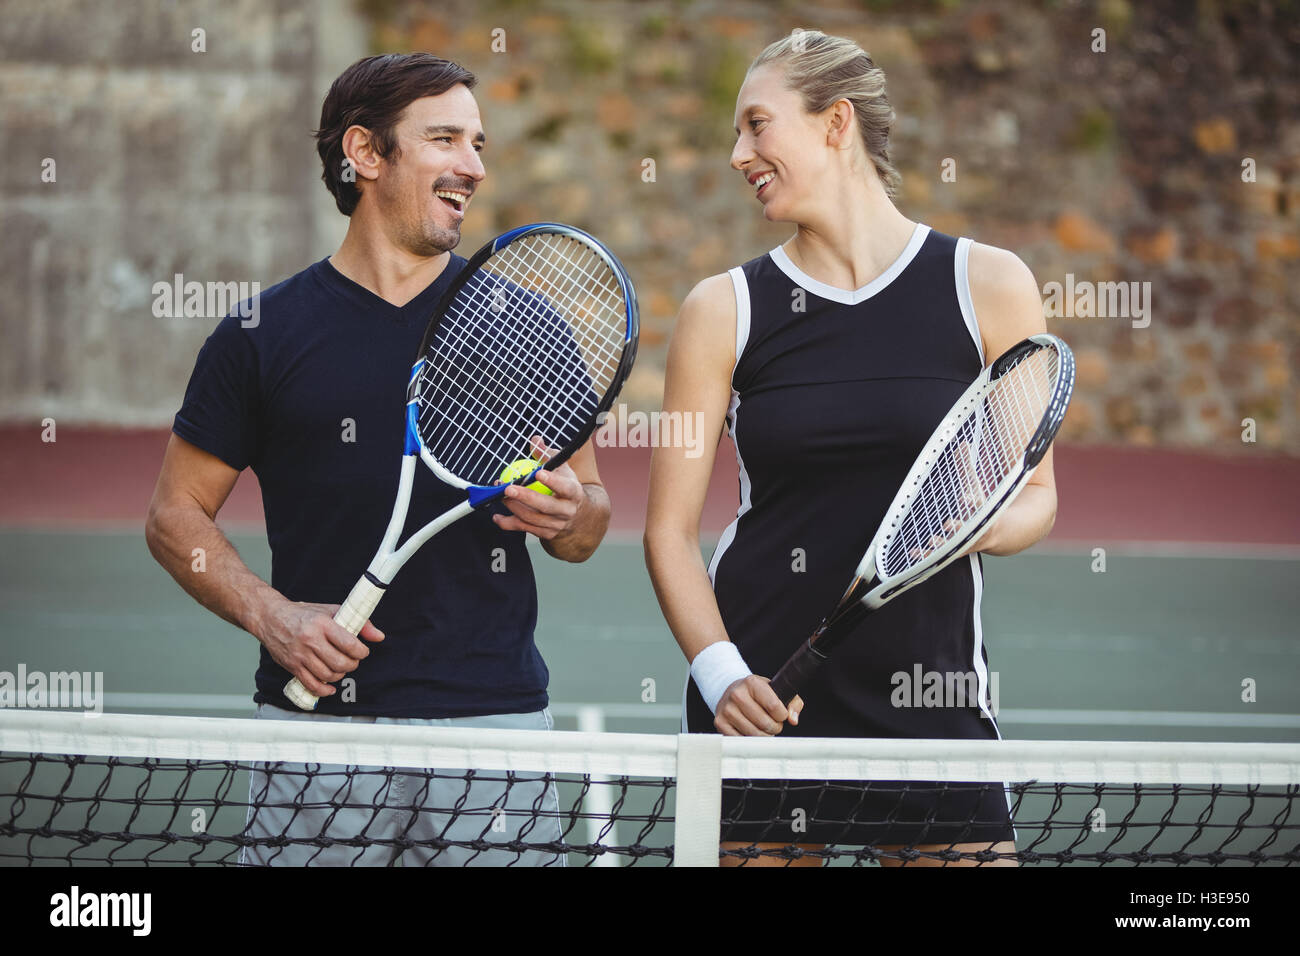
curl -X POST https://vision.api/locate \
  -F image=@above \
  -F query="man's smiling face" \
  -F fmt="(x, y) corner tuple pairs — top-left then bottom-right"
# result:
(372, 84), (486, 256)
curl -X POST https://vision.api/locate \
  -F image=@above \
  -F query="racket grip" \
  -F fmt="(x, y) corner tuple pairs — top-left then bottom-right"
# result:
(282, 677), (319, 712)
(768, 639), (827, 707)
(333, 576), (387, 637)
(282, 576), (387, 712)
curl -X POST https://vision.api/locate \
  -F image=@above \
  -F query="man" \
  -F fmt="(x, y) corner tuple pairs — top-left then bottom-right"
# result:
(145, 53), (611, 865)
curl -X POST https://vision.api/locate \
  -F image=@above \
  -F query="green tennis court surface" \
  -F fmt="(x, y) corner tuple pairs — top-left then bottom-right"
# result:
(1, 531), (1296, 741)
(1, 531), (1297, 867)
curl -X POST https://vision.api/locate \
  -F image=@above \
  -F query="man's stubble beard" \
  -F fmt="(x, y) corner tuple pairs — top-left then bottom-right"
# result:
(409, 216), (462, 256)
(378, 180), (462, 256)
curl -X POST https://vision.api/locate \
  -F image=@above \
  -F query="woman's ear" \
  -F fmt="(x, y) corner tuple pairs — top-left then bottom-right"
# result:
(826, 98), (856, 149)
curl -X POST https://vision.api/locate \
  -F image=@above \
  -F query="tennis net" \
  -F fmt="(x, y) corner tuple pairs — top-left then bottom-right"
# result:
(1, 710), (1296, 866)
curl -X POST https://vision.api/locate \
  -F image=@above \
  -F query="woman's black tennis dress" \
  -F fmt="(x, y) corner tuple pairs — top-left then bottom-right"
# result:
(684, 224), (1015, 847)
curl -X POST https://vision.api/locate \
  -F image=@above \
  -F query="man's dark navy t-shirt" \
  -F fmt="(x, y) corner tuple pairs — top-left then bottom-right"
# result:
(173, 256), (549, 718)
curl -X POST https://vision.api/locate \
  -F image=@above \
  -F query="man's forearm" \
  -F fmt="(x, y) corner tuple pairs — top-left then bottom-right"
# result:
(541, 483), (610, 562)
(145, 502), (280, 638)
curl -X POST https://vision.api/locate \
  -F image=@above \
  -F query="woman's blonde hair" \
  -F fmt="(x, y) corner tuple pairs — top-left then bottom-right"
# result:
(748, 30), (901, 200)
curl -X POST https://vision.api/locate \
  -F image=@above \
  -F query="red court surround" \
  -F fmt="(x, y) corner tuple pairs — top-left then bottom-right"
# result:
(0, 427), (1296, 546)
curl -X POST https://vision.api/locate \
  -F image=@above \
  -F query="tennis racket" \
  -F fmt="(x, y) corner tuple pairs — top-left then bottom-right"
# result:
(767, 333), (1075, 706)
(284, 222), (639, 710)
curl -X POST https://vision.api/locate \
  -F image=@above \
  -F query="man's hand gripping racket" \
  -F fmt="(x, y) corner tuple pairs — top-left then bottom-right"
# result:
(283, 223), (639, 710)
(767, 333), (1075, 707)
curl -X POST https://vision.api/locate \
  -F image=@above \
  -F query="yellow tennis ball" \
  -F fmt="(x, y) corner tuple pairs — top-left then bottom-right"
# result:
(499, 458), (553, 495)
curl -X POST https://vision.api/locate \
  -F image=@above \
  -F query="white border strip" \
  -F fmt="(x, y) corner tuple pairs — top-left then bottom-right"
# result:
(719, 736), (1300, 785)
(954, 236), (985, 364)
(89, 696), (1300, 731)
(706, 267), (754, 586)
(673, 733), (722, 867)
(727, 265), (751, 369)
(3, 710), (1297, 785)
(768, 223), (930, 305)
(0, 709), (678, 777)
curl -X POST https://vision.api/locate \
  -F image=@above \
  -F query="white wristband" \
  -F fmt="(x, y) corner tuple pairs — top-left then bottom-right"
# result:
(690, 642), (753, 714)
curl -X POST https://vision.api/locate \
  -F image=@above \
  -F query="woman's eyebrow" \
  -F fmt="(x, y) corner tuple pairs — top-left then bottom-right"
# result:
(733, 104), (763, 134)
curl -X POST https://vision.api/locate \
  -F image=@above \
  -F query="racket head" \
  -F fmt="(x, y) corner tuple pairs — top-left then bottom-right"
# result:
(860, 333), (1075, 598)
(406, 223), (639, 491)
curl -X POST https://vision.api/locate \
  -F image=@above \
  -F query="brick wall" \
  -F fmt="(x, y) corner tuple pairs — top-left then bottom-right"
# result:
(2, 0), (1296, 451)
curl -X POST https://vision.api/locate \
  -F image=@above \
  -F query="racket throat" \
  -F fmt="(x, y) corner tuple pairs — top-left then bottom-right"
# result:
(830, 573), (879, 624)
(808, 581), (877, 658)
(805, 621), (834, 656)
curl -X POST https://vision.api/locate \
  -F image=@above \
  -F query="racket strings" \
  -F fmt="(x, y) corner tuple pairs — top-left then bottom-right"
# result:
(422, 297), (596, 480)
(463, 235), (624, 373)
(498, 237), (628, 374)
(452, 254), (620, 416)
(879, 347), (1060, 579)
(445, 246), (621, 453)
(423, 273), (593, 467)
(416, 233), (629, 486)
(477, 236), (626, 377)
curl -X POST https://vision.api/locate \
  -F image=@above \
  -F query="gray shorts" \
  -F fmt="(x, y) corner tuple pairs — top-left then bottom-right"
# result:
(240, 704), (564, 867)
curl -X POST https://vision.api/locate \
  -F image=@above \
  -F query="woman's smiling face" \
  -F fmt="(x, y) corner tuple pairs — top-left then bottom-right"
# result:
(730, 63), (839, 224)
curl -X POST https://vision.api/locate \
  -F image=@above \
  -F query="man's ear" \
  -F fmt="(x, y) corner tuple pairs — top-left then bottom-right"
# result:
(342, 125), (382, 183)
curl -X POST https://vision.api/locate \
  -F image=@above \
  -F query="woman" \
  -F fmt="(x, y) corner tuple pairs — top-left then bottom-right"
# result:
(644, 31), (1057, 867)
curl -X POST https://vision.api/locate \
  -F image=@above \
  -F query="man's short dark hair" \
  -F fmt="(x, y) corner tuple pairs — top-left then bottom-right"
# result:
(316, 53), (477, 216)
